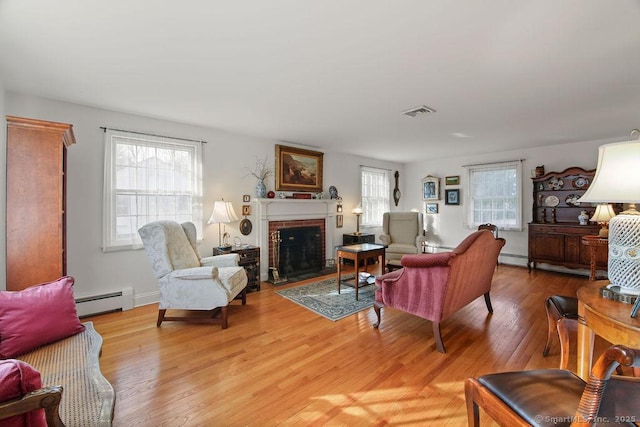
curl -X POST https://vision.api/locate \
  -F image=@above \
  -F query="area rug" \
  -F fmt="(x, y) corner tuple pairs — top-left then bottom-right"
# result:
(276, 275), (375, 321)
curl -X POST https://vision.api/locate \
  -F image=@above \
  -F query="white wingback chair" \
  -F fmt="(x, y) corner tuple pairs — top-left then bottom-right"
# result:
(379, 212), (426, 261)
(138, 221), (248, 328)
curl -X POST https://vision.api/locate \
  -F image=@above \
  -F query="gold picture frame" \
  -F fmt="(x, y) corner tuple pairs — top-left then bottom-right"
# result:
(275, 144), (323, 192)
(242, 205), (251, 215)
(445, 175), (460, 186)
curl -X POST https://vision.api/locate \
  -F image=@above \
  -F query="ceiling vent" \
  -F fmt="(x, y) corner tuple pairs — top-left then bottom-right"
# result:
(402, 105), (436, 118)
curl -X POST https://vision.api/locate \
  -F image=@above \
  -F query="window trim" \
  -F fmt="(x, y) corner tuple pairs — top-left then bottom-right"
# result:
(464, 160), (523, 231)
(360, 166), (390, 228)
(102, 129), (203, 252)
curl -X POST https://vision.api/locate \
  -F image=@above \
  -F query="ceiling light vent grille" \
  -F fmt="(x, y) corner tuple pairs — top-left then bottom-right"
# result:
(402, 105), (436, 118)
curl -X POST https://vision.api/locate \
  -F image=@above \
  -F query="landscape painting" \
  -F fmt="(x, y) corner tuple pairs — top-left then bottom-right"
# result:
(275, 144), (323, 192)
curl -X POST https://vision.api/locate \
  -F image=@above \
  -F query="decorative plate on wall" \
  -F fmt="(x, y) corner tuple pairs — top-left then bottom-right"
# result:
(545, 195), (560, 207)
(548, 178), (564, 190)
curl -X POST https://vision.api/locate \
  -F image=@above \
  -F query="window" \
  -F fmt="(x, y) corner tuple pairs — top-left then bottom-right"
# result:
(465, 161), (522, 231)
(103, 129), (203, 251)
(360, 166), (390, 227)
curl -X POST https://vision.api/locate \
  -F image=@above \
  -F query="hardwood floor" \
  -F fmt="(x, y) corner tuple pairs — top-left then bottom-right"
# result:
(85, 265), (609, 426)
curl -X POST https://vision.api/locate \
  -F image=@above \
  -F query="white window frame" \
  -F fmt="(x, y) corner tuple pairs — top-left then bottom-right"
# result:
(360, 166), (390, 228)
(102, 129), (203, 252)
(464, 160), (523, 231)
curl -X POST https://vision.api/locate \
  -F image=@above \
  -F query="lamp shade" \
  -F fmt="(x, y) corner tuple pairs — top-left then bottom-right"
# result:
(590, 204), (616, 223)
(352, 204), (363, 215)
(208, 200), (239, 224)
(578, 141), (640, 204)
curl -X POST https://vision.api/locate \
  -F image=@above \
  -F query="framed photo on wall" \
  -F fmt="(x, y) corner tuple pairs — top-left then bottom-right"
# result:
(275, 144), (323, 192)
(425, 203), (438, 214)
(242, 194), (251, 203)
(421, 175), (440, 201)
(445, 176), (460, 186)
(445, 189), (460, 205)
(242, 205), (251, 215)
(336, 214), (343, 228)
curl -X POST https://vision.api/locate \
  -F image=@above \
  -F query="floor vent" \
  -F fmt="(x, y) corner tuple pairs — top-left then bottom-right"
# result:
(76, 287), (134, 317)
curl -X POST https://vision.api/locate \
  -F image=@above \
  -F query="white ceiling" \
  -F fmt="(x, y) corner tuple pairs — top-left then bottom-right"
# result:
(1, 1), (639, 163)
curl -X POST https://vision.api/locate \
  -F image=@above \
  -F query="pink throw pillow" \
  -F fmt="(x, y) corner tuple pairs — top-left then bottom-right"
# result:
(0, 276), (85, 359)
(0, 359), (46, 426)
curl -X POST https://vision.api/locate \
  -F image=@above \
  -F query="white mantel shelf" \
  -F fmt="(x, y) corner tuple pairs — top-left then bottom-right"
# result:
(254, 198), (338, 280)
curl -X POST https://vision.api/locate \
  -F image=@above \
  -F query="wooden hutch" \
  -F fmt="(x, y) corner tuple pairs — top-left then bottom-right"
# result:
(528, 167), (608, 274)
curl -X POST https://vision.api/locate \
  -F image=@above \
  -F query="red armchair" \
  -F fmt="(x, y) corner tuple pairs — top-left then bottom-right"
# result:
(373, 230), (505, 353)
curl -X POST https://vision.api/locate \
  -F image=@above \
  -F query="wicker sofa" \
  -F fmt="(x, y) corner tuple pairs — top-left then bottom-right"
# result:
(0, 321), (115, 426)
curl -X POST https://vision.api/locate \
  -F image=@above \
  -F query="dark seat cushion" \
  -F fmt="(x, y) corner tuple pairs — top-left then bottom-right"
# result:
(549, 295), (579, 319)
(478, 369), (584, 427)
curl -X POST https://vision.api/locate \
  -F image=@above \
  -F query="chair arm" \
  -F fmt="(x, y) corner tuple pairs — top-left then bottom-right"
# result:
(401, 252), (456, 268)
(201, 253), (239, 267)
(169, 266), (219, 280)
(415, 235), (427, 248)
(0, 386), (64, 427)
(379, 234), (391, 245)
(573, 345), (640, 425)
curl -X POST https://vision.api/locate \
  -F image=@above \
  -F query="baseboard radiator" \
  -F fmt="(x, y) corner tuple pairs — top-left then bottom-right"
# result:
(75, 287), (134, 317)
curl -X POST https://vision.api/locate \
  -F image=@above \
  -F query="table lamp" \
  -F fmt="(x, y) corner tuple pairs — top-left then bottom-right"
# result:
(352, 204), (363, 235)
(589, 204), (616, 238)
(208, 199), (239, 250)
(578, 130), (640, 306)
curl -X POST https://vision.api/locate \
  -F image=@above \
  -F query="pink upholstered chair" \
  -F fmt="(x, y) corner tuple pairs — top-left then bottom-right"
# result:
(373, 230), (505, 353)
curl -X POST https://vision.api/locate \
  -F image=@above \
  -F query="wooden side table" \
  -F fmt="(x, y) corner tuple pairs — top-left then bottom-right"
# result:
(576, 281), (640, 380)
(580, 235), (608, 281)
(336, 243), (386, 300)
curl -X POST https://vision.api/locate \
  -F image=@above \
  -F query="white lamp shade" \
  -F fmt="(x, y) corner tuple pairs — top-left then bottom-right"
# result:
(590, 204), (616, 223)
(578, 141), (640, 204)
(352, 204), (363, 215)
(208, 200), (239, 224)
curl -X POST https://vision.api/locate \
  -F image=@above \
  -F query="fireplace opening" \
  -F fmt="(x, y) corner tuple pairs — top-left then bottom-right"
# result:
(278, 226), (323, 277)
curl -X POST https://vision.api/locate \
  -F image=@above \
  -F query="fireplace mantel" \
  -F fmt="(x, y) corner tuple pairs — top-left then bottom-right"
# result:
(254, 199), (338, 280)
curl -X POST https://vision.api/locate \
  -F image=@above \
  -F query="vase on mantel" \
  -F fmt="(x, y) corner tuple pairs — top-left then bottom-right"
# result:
(256, 180), (267, 198)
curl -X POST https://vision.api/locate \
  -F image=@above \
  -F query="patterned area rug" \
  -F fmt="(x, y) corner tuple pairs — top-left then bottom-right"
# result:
(276, 275), (375, 321)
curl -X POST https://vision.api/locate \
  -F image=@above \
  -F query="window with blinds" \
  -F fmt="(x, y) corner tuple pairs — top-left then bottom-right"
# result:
(465, 161), (522, 231)
(361, 166), (390, 228)
(102, 129), (203, 251)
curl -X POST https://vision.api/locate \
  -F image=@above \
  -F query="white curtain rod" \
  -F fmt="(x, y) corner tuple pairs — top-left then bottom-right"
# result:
(100, 126), (207, 144)
(462, 159), (525, 167)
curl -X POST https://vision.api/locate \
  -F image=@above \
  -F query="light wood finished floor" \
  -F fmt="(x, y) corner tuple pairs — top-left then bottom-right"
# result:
(85, 265), (612, 426)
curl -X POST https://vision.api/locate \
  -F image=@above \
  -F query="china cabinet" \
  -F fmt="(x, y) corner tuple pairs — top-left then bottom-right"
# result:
(528, 167), (608, 273)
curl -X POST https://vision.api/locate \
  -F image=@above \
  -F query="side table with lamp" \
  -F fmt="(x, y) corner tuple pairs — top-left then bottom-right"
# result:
(208, 199), (240, 250)
(578, 128), (640, 318)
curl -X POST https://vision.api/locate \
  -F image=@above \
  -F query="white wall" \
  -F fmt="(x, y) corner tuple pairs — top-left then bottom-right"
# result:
(3, 92), (403, 304)
(404, 138), (619, 269)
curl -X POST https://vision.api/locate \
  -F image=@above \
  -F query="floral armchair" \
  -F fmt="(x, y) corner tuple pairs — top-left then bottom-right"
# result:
(138, 221), (248, 328)
(374, 230), (505, 353)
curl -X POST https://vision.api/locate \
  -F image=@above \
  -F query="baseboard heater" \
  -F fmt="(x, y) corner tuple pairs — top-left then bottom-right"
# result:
(75, 287), (134, 318)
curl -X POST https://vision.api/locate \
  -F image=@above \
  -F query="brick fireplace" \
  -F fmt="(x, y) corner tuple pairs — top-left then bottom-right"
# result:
(268, 219), (325, 278)
(254, 199), (338, 281)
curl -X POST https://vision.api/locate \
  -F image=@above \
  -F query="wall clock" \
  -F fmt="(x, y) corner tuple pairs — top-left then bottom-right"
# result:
(393, 171), (401, 206)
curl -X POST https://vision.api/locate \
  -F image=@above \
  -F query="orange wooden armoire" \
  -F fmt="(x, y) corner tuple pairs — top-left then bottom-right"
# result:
(5, 116), (76, 290)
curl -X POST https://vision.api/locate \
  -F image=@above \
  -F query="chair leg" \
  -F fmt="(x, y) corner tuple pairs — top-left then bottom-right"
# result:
(241, 287), (247, 305)
(483, 292), (493, 313)
(220, 306), (229, 329)
(433, 322), (446, 353)
(464, 379), (481, 427)
(557, 318), (571, 370)
(542, 298), (556, 357)
(157, 309), (166, 327)
(373, 302), (383, 328)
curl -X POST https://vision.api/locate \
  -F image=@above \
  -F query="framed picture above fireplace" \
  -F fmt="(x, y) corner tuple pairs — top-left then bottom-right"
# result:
(275, 144), (323, 192)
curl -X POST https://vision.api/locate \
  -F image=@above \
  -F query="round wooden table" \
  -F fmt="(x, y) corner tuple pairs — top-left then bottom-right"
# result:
(577, 281), (640, 379)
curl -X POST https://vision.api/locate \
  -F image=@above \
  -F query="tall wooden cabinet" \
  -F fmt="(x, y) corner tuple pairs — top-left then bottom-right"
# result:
(6, 116), (76, 291)
(528, 167), (608, 273)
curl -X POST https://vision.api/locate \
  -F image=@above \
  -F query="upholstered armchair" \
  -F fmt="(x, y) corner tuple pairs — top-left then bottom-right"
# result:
(374, 230), (505, 353)
(379, 212), (427, 261)
(138, 221), (248, 328)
